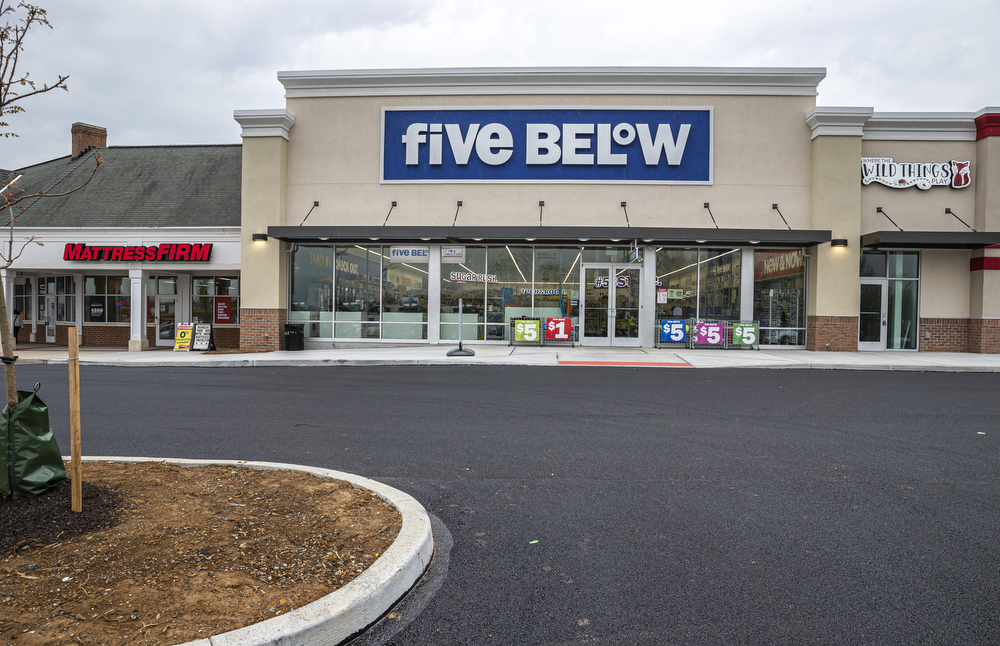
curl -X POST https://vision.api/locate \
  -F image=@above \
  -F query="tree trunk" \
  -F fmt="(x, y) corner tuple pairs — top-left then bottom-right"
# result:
(0, 274), (17, 410)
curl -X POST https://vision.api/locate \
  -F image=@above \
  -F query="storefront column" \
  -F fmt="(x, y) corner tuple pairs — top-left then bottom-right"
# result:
(805, 107), (873, 351)
(234, 110), (294, 351)
(29, 275), (37, 342)
(641, 246), (656, 347)
(968, 109), (1000, 352)
(427, 244), (441, 343)
(128, 268), (148, 351)
(1, 269), (12, 344)
(740, 247), (754, 320)
(73, 273), (83, 343)
(177, 274), (192, 326)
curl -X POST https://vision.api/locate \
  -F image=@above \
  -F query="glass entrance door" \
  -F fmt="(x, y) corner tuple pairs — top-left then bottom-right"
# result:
(155, 297), (176, 347)
(581, 264), (642, 347)
(45, 296), (56, 343)
(859, 279), (886, 351)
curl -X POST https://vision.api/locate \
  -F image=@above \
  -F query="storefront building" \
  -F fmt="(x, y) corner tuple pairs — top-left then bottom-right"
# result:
(233, 67), (1000, 352)
(5, 125), (242, 349)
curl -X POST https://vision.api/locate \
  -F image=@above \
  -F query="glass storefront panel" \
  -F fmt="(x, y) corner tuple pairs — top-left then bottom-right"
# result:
(753, 249), (806, 346)
(291, 246), (334, 337)
(441, 246), (486, 340)
(582, 247), (642, 264)
(533, 248), (580, 337)
(383, 247), (429, 340)
(887, 279), (918, 350)
(192, 296), (214, 324)
(614, 267), (641, 339)
(583, 267), (609, 339)
(699, 249), (741, 321)
(888, 251), (919, 279)
(860, 252), (887, 277)
(655, 249), (699, 320)
(486, 246), (532, 341)
(336, 246), (381, 338)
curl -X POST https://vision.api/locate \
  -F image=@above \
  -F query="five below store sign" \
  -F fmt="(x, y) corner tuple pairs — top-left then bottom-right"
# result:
(63, 243), (213, 262)
(382, 108), (712, 183)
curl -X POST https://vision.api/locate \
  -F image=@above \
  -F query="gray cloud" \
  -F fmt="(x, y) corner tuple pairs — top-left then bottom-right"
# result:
(4, 0), (998, 170)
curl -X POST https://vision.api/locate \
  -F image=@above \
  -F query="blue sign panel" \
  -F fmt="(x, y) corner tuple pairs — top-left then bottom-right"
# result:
(660, 320), (688, 343)
(382, 108), (712, 184)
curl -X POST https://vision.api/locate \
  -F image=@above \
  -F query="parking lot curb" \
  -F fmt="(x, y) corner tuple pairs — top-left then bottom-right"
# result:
(77, 456), (434, 646)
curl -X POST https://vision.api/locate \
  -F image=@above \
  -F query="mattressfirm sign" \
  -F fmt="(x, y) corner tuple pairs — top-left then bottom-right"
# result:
(861, 157), (971, 190)
(64, 243), (213, 262)
(382, 108), (712, 183)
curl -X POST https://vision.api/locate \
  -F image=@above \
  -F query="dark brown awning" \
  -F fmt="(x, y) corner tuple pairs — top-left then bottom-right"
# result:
(861, 231), (1000, 250)
(267, 225), (832, 247)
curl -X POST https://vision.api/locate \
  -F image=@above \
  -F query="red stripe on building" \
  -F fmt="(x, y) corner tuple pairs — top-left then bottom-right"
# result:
(975, 113), (1000, 140)
(970, 256), (1000, 271)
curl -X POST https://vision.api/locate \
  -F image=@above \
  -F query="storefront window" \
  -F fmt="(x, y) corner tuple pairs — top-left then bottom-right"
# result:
(290, 247), (334, 337)
(441, 246), (486, 340)
(56, 276), (76, 323)
(699, 249), (741, 321)
(335, 245), (381, 338)
(655, 249), (699, 320)
(533, 248), (580, 339)
(14, 280), (32, 321)
(84, 275), (130, 323)
(484, 246), (532, 340)
(193, 276), (240, 325)
(382, 248), (428, 340)
(753, 249), (806, 346)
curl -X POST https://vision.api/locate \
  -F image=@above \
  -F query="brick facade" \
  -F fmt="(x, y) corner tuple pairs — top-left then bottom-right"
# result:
(71, 122), (107, 158)
(82, 324), (130, 346)
(806, 315), (859, 351)
(968, 319), (1000, 354)
(919, 318), (970, 352)
(239, 308), (286, 351)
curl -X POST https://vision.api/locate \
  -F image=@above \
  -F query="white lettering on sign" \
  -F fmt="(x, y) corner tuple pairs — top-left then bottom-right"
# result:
(450, 271), (498, 284)
(861, 157), (971, 189)
(389, 246), (430, 260)
(335, 258), (359, 275)
(406, 121), (691, 168)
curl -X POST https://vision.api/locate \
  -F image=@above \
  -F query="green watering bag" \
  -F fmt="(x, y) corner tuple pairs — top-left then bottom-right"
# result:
(0, 386), (66, 498)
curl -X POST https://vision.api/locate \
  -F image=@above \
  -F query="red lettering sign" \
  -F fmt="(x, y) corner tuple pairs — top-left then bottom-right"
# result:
(753, 249), (805, 282)
(63, 243), (214, 262)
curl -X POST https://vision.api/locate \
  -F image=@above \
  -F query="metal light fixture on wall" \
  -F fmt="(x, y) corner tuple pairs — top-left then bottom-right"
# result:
(831, 239), (848, 247)
(945, 207), (976, 232)
(251, 233), (268, 242)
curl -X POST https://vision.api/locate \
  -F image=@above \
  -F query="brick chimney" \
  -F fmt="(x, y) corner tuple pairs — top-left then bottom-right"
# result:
(71, 122), (107, 158)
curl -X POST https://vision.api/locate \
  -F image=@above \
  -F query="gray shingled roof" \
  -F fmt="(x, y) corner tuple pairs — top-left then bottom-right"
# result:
(4, 144), (241, 228)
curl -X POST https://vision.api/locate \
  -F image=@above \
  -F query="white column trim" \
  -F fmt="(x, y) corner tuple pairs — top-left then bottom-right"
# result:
(741, 247), (755, 322)
(427, 244), (441, 343)
(128, 268), (148, 351)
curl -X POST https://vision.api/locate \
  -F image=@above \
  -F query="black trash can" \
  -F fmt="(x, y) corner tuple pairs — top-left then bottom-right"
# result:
(283, 323), (305, 351)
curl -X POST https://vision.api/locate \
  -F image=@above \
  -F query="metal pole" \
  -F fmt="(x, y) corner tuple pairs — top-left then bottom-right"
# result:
(446, 297), (475, 356)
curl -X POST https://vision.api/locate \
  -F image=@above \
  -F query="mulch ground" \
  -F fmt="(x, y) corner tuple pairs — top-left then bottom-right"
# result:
(0, 461), (401, 646)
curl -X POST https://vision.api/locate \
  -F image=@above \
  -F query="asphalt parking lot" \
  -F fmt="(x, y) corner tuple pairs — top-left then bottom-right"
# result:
(17, 364), (1000, 645)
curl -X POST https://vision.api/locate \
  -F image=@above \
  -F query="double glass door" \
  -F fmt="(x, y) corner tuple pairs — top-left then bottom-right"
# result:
(581, 264), (641, 347)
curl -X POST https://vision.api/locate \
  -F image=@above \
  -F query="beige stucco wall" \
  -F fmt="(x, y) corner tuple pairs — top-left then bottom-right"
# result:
(282, 94), (816, 230)
(860, 140), (977, 233)
(241, 136), (288, 308)
(808, 135), (862, 316)
(919, 249), (971, 318)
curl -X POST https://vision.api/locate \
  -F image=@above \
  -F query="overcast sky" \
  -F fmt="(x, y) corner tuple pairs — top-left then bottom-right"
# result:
(4, 0), (999, 169)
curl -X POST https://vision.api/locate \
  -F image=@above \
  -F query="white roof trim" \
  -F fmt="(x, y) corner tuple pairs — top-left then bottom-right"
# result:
(277, 66), (827, 98)
(233, 109), (295, 140)
(806, 106), (874, 139)
(863, 112), (977, 141)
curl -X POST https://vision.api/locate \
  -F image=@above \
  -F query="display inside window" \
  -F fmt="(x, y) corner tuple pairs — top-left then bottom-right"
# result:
(440, 246), (487, 340)
(84, 275), (130, 323)
(753, 249), (806, 345)
(193, 276), (240, 325)
(382, 249), (428, 340)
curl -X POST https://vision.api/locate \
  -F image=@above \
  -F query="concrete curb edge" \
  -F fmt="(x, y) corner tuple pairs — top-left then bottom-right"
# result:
(74, 456), (434, 646)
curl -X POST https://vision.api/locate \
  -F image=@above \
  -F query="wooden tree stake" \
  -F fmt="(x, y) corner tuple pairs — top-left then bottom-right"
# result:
(68, 326), (82, 513)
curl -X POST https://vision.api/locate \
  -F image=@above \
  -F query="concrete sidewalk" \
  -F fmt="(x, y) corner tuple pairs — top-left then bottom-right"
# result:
(11, 341), (1000, 371)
